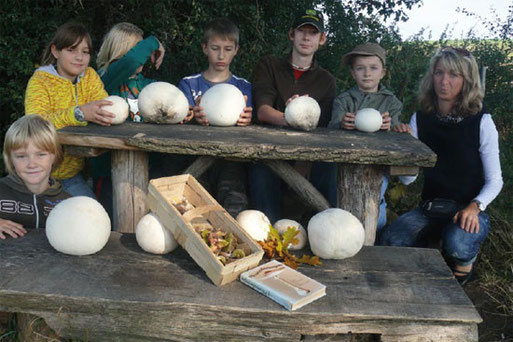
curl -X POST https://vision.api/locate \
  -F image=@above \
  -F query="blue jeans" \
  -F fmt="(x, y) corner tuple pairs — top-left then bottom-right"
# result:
(249, 161), (337, 224)
(309, 163), (388, 231)
(377, 175), (388, 231)
(380, 207), (490, 266)
(60, 173), (96, 199)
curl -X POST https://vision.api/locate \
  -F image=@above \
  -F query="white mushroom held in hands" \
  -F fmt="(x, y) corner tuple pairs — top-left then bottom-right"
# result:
(354, 108), (382, 133)
(284, 95), (321, 131)
(102, 95), (129, 125)
(138, 82), (189, 124)
(200, 83), (246, 126)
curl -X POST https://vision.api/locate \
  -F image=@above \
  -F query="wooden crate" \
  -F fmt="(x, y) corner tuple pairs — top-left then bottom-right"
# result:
(146, 174), (264, 286)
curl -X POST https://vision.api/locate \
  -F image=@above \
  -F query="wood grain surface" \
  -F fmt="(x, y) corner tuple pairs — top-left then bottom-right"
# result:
(58, 123), (436, 166)
(0, 230), (480, 341)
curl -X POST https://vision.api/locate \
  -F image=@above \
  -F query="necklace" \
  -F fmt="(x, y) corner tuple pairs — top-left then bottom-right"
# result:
(291, 62), (311, 71)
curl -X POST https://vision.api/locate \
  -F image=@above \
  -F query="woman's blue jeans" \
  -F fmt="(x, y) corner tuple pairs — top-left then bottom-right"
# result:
(379, 207), (490, 266)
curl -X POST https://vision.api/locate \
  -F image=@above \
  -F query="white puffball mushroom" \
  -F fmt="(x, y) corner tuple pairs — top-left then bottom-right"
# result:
(274, 219), (307, 250)
(138, 82), (189, 124)
(200, 83), (246, 126)
(355, 108), (383, 133)
(284, 96), (321, 131)
(307, 208), (365, 259)
(46, 197), (111, 256)
(236, 210), (271, 241)
(136, 213), (178, 254)
(102, 95), (129, 125)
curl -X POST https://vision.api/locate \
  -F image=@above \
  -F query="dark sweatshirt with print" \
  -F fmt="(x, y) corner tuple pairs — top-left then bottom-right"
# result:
(0, 174), (70, 228)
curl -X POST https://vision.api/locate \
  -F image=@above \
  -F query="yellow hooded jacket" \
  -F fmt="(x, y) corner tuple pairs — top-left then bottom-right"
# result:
(25, 65), (108, 180)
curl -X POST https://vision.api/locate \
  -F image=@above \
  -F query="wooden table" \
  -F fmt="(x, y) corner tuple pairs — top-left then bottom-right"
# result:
(0, 230), (481, 341)
(58, 123), (436, 244)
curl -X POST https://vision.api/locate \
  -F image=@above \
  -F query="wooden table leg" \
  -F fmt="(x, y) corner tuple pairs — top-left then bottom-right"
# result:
(338, 163), (384, 246)
(264, 160), (330, 212)
(111, 150), (148, 233)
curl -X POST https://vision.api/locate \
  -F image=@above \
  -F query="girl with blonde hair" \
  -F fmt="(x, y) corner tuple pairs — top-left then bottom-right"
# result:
(381, 47), (503, 286)
(96, 22), (165, 122)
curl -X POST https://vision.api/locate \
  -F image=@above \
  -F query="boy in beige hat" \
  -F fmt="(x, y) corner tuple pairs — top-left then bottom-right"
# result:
(329, 42), (402, 130)
(328, 42), (403, 231)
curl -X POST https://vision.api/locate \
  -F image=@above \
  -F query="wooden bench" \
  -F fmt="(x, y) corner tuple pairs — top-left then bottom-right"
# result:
(0, 229), (480, 341)
(58, 123), (436, 245)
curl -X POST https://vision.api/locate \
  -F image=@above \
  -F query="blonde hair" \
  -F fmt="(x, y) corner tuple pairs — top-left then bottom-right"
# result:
(3, 115), (63, 175)
(203, 18), (239, 46)
(97, 22), (144, 72)
(418, 47), (483, 116)
(41, 22), (93, 66)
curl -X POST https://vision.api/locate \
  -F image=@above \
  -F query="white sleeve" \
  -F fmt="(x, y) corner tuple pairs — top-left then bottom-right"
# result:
(399, 113), (419, 185)
(474, 114), (503, 209)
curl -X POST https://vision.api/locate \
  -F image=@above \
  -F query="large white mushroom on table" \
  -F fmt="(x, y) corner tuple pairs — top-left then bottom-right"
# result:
(307, 208), (365, 259)
(46, 196), (111, 256)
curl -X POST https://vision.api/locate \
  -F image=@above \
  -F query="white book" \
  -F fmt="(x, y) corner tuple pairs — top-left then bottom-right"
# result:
(240, 260), (326, 311)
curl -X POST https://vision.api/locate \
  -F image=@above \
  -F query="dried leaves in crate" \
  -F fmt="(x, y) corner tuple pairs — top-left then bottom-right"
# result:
(194, 225), (246, 265)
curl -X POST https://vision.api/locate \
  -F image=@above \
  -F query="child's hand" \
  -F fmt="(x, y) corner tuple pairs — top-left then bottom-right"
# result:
(237, 95), (252, 126)
(180, 106), (195, 124)
(0, 219), (26, 240)
(151, 40), (165, 70)
(193, 105), (209, 126)
(237, 107), (252, 126)
(341, 112), (356, 130)
(285, 94), (303, 106)
(82, 100), (115, 126)
(380, 112), (391, 131)
(393, 123), (412, 134)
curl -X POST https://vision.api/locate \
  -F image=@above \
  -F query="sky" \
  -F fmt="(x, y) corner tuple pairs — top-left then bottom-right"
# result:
(394, 0), (512, 40)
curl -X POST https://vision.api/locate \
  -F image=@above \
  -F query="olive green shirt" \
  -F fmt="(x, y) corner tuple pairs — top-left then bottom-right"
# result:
(328, 85), (402, 129)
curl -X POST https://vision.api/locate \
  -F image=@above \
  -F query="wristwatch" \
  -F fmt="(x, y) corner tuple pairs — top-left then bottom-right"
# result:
(472, 199), (485, 212)
(73, 106), (85, 122)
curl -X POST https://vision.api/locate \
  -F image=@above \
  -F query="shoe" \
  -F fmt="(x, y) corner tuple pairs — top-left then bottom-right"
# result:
(454, 267), (474, 286)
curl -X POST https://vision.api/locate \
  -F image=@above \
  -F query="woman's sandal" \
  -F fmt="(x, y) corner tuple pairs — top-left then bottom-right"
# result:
(453, 268), (474, 286)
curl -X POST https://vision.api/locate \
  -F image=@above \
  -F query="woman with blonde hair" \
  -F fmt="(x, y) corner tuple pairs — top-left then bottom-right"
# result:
(380, 47), (503, 286)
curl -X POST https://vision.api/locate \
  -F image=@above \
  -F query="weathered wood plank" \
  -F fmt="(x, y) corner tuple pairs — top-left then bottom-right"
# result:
(57, 123), (436, 167)
(338, 164), (384, 246)
(64, 146), (107, 157)
(388, 165), (419, 176)
(0, 231), (481, 316)
(264, 160), (331, 211)
(111, 150), (148, 232)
